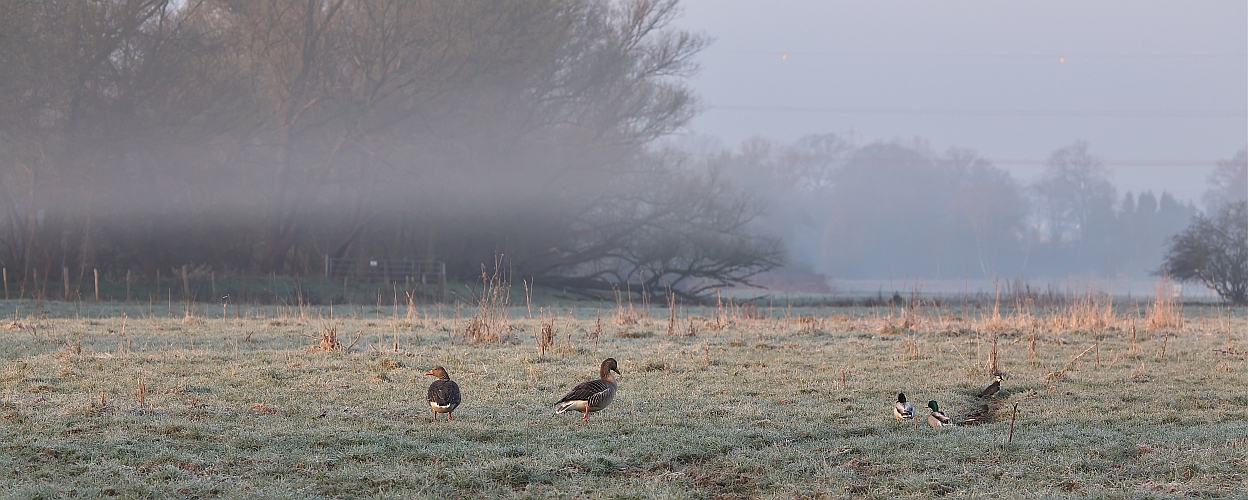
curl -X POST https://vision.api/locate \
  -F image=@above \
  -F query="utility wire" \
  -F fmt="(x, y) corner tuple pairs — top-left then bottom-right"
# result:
(716, 51), (1247, 59)
(705, 105), (1246, 118)
(680, 151), (1228, 167)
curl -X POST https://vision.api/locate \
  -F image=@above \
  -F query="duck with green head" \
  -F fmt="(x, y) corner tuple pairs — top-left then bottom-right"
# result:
(927, 400), (952, 428)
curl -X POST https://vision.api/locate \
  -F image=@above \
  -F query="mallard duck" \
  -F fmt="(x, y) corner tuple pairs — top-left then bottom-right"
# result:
(979, 375), (1002, 398)
(927, 400), (952, 428)
(556, 358), (619, 422)
(425, 366), (461, 421)
(893, 392), (914, 421)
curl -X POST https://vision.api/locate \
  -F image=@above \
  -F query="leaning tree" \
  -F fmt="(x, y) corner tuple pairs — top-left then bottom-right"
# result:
(1159, 201), (1247, 305)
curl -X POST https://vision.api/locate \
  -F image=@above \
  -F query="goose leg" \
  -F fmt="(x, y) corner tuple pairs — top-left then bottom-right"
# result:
(582, 407), (589, 423)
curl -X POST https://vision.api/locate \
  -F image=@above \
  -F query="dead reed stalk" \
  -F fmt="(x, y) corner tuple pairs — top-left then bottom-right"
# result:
(666, 292), (677, 337)
(1028, 323), (1037, 359)
(463, 259), (510, 344)
(1158, 330), (1170, 362)
(590, 312), (602, 357)
(1130, 320), (1138, 351)
(990, 331), (999, 375)
(316, 324), (342, 351)
(537, 312), (555, 357)
(1146, 276), (1184, 330)
(405, 292), (419, 324)
(613, 285), (643, 326)
(1051, 287), (1116, 331)
(1048, 343), (1098, 380)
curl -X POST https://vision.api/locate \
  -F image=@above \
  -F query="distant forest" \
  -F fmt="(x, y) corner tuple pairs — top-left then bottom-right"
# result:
(701, 137), (1246, 281)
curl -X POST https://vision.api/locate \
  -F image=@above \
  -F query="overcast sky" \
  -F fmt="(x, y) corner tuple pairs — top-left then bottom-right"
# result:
(673, 1), (1247, 205)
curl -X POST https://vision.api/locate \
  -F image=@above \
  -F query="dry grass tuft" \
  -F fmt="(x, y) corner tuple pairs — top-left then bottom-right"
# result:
(1050, 288), (1116, 330)
(314, 324), (341, 351)
(536, 314), (555, 356)
(463, 261), (510, 344)
(1146, 276), (1184, 330)
(612, 286), (647, 326)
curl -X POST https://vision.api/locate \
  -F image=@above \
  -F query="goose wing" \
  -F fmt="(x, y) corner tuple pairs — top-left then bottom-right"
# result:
(557, 379), (614, 405)
(427, 379), (461, 407)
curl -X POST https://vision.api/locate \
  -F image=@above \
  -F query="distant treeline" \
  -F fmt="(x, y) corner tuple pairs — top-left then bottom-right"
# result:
(703, 137), (1246, 280)
(0, 0), (781, 300)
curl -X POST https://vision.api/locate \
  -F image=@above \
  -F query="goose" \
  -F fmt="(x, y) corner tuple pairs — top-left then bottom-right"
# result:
(893, 393), (914, 421)
(979, 375), (1003, 398)
(424, 366), (461, 421)
(927, 400), (952, 428)
(556, 358), (619, 422)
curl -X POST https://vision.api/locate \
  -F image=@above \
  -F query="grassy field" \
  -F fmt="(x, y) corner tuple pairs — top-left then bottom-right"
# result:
(0, 298), (1245, 498)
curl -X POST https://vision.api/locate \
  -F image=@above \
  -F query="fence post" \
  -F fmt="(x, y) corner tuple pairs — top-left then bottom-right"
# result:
(440, 262), (446, 301)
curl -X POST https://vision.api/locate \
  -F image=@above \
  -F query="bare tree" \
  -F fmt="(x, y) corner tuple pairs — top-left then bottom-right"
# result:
(1034, 141), (1115, 242)
(1203, 148), (1247, 212)
(1160, 201), (1247, 305)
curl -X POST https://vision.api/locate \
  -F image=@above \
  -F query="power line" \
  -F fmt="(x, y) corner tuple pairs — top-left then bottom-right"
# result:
(989, 159), (1222, 167)
(680, 151), (1228, 167)
(705, 105), (1246, 118)
(716, 50), (1248, 60)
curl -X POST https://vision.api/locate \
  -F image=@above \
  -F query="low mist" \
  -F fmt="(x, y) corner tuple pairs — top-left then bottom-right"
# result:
(0, 0), (1243, 301)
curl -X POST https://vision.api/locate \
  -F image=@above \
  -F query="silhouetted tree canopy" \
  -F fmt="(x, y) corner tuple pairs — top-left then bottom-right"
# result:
(1203, 149), (1247, 211)
(1159, 201), (1247, 305)
(0, 0), (781, 299)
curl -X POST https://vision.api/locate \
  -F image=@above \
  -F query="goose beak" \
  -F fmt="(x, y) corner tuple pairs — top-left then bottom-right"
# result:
(424, 369), (435, 376)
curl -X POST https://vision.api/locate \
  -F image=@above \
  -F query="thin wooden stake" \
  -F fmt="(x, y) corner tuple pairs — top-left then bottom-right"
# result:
(3, 267), (8, 300)
(1007, 403), (1019, 444)
(990, 331), (999, 374)
(93, 269), (99, 301)
(1158, 330), (1169, 362)
(1095, 337), (1100, 366)
(1028, 323), (1036, 359)
(1130, 321), (1137, 352)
